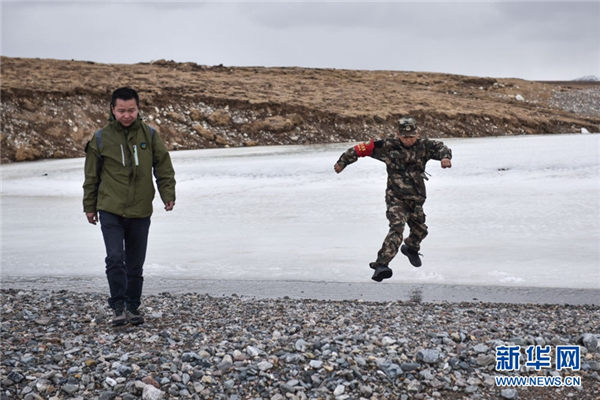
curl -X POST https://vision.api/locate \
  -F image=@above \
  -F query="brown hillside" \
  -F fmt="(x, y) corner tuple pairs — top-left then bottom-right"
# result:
(1, 56), (598, 163)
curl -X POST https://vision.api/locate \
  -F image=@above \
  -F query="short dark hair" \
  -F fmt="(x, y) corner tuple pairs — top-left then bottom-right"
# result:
(111, 87), (139, 107)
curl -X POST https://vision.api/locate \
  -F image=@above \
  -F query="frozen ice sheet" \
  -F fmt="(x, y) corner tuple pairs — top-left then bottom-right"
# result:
(1, 134), (599, 289)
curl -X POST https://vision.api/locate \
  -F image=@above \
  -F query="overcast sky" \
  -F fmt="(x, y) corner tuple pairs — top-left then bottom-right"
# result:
(2, 1), (599, 81)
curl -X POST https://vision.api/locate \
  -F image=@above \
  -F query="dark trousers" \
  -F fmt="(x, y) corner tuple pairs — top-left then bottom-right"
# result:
(99, 211), (151, 310)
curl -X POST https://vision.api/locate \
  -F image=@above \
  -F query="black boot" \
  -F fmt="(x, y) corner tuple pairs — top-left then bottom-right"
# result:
(126, 304), (145, 326)
(370, 264), (393, 282)
(401, 244), (422, 267)
(112, 301), (127, 327)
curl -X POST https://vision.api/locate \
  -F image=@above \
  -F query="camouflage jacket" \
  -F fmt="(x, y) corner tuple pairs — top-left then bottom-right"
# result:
(336, 138), (452, 200)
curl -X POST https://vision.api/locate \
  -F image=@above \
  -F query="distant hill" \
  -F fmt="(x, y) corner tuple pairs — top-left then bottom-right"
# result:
(1, 56), (599, 163)
(573, 75), (599, 81)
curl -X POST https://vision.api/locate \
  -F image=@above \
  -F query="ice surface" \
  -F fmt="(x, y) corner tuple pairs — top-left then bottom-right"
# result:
(1, 134), (598, 289)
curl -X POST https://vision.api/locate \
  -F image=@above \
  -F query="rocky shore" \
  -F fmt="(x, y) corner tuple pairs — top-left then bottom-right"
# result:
(2, 289), (599, 400)
(1, 57), (599, 163)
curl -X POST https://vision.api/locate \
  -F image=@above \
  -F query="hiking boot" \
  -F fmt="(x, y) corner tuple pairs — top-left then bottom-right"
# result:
(112, 301), (127, 327)
(125, 304), (145, 326)
(401, 244), (422, 267)
(371, 264), (393, 282)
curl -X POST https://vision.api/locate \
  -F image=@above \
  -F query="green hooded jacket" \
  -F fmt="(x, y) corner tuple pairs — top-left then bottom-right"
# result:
(83, 109), (176, 218)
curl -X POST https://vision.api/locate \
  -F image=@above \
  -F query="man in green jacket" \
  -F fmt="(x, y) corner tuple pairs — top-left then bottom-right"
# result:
(83, 87), (176, 327)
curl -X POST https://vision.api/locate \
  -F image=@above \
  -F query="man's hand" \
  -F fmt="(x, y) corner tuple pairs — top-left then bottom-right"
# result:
(86, 212), (98, 225)
(334, 163), (345, 174)
(164, 200), (175, 211)
(441, 158), (452, 169)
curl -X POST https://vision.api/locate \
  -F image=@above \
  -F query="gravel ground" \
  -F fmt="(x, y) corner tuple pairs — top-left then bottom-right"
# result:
(550, 87), (600, 118)
(1, 288), (599, 400)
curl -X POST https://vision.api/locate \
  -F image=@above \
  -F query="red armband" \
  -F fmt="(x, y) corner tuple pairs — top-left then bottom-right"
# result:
(354, 140), (375, 157)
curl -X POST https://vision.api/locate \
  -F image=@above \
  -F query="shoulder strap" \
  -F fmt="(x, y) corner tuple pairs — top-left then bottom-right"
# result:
(141, 123), (156, 145)
(94, 129), (103, 150)
(148, 125), (156, 140)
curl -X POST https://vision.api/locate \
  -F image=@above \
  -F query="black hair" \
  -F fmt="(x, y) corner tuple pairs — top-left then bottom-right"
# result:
(111, 87), (139, 107)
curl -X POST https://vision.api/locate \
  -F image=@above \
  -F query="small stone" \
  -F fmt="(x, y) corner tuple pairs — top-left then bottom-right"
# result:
(473, 344), (489, 353)
(21, 356), (36, 365)
(285, 354), (303, 363)
(484, 376), (496, 387)
(142, 376), (160, 389)
(232, 349), (247, 361)
(407, 379), (421, 393)
(417, 349), (442, 364)
(295, 339), (308, 351)
(181, 352), (199, 362)
(381, 336), (396, 346)
(587, 361), (600, 370)
(142, 384), (164, 400)
(193, 382), (204, 393)
(581, 333), (599, 352)
(117, 364), (132, 377)
(465, 385), (478, 394)
(333, 385), (345, 396)
(286, 379), (299, 387)
(500, 388), (519, 399)
(474, 354), (496, 366)
(280, 383), (296, 394)
(258, 361), (273, 371)
(36, 379), (52, 392)
(61, 383), (79, 395)
(419, 369), (434, 380)
(100, 392), (117, 400)
(354, 356), (366, 366)
(223, 379), (235, 389)
(7, 371), (24, 383)
(247, 346), (260, 357)
(455, 378), (468, 387)
(198, 350), (211, 359)
(309, 360), (323, 369)
(135, 381), (147, 390)
(401, 362), (420, 371)
(359, 385), (373, 396)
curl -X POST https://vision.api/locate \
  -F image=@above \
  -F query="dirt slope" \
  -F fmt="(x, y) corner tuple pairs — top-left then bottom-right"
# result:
(1, 56), (598, 163)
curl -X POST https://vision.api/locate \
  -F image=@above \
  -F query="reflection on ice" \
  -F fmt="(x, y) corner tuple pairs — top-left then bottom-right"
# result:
(1, 134), (599, 289)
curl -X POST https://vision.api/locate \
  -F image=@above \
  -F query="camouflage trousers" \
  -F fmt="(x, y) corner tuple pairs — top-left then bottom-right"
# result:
(373, 196), (428, 267)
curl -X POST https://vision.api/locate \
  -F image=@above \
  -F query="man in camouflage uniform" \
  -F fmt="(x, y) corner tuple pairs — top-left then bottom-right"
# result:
(334, 116), (452, 282)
